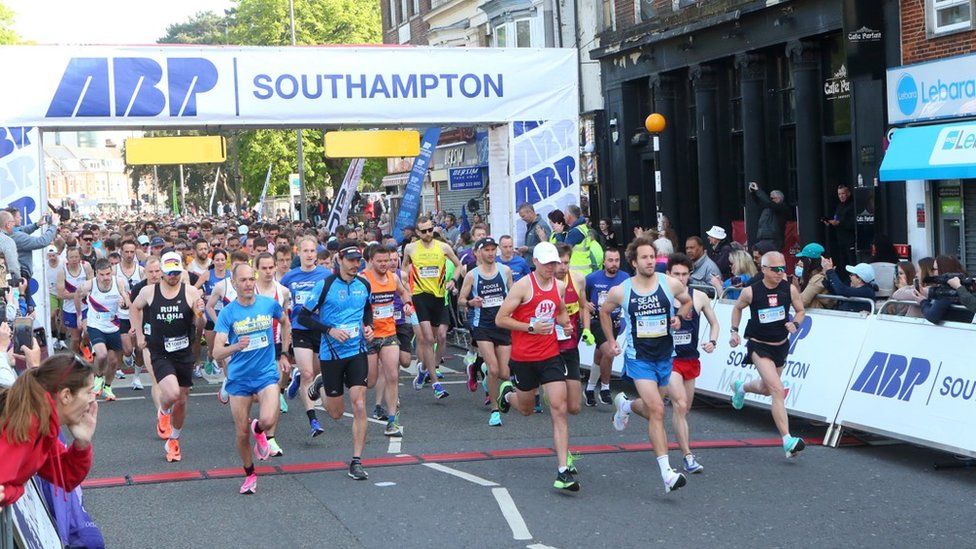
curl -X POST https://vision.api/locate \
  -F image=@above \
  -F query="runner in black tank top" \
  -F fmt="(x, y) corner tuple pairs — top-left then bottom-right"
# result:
(728, 251), (808, 459)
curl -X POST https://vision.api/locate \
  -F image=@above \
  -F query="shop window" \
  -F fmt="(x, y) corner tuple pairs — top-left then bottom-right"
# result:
(400, 0), (409, 21)
(387, 0), (397, 27)
(602, 0), (616, 31)
(730, 134), (745, 204)
(928, 0), (974, 36)
(822, 33), (851, 136)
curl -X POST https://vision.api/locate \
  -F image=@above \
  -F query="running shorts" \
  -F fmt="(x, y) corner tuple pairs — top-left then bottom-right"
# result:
(321, 353), (368, 397)
(560, 348), (581, 382)
(367, 334), (399, 355)
(414, 293), (448, 326)
(672, 358), (701, 380)
(624, 357), (672, 386)
(744, 340), (789, 369)
(293, 329), (322, 351)
(151, 355), (195, 388)
(225, 373), (279, 398)
(87, 328), (122, 352)
(63, 310), (87, 329)
(117, 319), (132, 334)
(510, 355), (567, 392)
(396, 323), (414, 351)
(471, 326), (512, 346)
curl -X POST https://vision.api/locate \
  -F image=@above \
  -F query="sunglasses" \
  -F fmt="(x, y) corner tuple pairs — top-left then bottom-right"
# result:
(82, 237), (93, 242)
(765, 266), (787, 273)
(418, 228), (433, 234)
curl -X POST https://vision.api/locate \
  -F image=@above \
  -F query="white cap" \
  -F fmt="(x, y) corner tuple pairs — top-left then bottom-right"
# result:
(238, 224), (249, 235)
(706, 226), (727, 240)
(533, 241), (560, 264)
(137, 235), (150, 245)
(45, 245), (58, 254)
(161, 252), (184, 274)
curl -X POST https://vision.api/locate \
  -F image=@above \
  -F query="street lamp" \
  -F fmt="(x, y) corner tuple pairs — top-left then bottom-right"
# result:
(289, 0), (307, 222)
(645, 113), (666, 232)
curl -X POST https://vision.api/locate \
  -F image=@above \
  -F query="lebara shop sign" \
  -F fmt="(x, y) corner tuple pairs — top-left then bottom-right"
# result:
(887, 53), (976, 124)
(929, 124), (976, 165)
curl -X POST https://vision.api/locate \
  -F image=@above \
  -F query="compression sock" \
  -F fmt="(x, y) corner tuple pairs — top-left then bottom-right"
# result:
(657, 455), (672, 477)
(306, 410), (317, 423)
(244, 464), (255, 476)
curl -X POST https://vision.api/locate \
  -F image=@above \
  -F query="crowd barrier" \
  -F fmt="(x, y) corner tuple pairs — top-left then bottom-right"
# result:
(575, 292), (976, 458)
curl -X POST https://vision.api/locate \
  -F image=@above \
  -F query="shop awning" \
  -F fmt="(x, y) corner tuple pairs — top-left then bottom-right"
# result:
(880, 122), (976, 181)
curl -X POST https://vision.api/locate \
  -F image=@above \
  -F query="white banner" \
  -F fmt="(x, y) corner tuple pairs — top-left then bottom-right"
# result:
(0, 46), (579, 127)
(0, 126), (48, 333)
(834, 316), (976, 457)
(694, 302), (870, 422)
(325, 159), (365, 234)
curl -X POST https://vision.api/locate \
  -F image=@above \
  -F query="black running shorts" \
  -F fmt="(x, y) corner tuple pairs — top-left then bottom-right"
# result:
(321, 353), (368, 397)
(510, 355), (567, 392)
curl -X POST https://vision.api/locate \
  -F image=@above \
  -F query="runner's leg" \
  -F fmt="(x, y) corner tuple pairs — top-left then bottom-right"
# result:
(348, 385), (368, 459)
(379, 345), (400, 415)
(477, 340), (500, 408)
(749, 357), (789, 437)
(668, 371), (692, 456)
(543, 380), (570, 470)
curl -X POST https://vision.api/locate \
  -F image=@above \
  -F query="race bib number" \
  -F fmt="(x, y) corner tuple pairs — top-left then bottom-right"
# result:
(294, 291), (311, 306)
(164, 336), (189, 352)
(636, 315), (668, 338)
(419, 266), (440, 279)
(244, 333), (269, 352)
(143, 323), (151, 336)
(673, 331), (693, 346)
(758, 307), (786, 324)
(393, 309), (403, 321)
(555, 324), (571, 341)
(482, 295), (503, 308)
(338, 324), (360, 339)
(597, 291), (608, 307)
(92, 311), (114, 323)
(375, 305), (394, 319)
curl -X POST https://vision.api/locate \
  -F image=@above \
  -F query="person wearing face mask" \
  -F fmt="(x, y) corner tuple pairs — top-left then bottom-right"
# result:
(792, 243), (832, 310)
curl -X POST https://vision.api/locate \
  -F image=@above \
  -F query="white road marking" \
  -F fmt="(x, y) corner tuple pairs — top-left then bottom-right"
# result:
(107, 396), (144, 401)
(342, 412), (386, 426)
(190, 392), (218, 397)
(388, 438), (402, 454)
(374, 482), (396, 487)
(492, 487), (532, 541)
(423, 463), (498, 487)
(526, 544), (559, 549)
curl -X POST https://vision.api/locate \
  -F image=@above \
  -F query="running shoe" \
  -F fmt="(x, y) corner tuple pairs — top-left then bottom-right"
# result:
(251, 419), (271, 461)
(663, 469), (687, 494)
(584, 388), (596, 407)
(433, 383), (449, 400)
(483, 394), (491, 407)
(730, 380), (746, 410)
(268, 438), (284, 457)
(204, 359), (215, 375)
(131, 374), (144, 391)
(164, 438), (181, 462)
(599, 388), (613, 405)
(307, 374), (323, 402)
(93, 375), (105, 397)
(102, 386), (116, 402)
(463, 350), (477, 367)
(412, 366), (428, 390)
(384, 415), (403, 437)
(309, 418), (325, 438)
(156, 409), (172, 439)
(612, 393), (630, 431)
(466, 361), (478, 392)
(286, 368), (302, 399)
(683, 454), (704, 474)
(534, 394), (543, 414)
(240, 474), (257, 495)
(497, 381), (515, 413)
(435, 367), (444, 379)
(784, 436), (806, 458)
(348, 461), (368, 481)
(279, 393), (288, 414)
(193, 364), (204, 379)
(488, 410), (502, 427)
(218, 379), (230, 405)
(566, 452), (581, 475)
(123, 353), (134, 369)
(554, 470), (580, 492)
(115, 369), (126, 379)
(212, 364), (224, 376)
(372, 404), (389, 421)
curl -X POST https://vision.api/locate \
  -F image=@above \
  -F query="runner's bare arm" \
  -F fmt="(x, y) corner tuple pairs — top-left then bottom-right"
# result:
(206, 283), (223, 322)
(458, 271), (476, 309)
(572, 273), (591, 333)
(599, 285), (623, 350)
(555, 280), (571, 333)
(698, 292), (720, 352)
(211, 331), (244, 363)
(73, 281), (91, 323)
(56, 270), (68, 299)
(279, 310), (292, 362)
(394, 276), (414, 315)
(117, 277), (133, 310)
(789, 284), (806, 331)
(494, 277), (531, 332)
(401, 243), (415, 274)
(669, 275), (693, 320)
(729, 286), (752, 347)
(129, 285), (152, 349)
(443, 242), (462, 271)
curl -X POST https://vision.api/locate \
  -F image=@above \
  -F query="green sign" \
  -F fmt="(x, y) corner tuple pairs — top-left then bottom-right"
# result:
(940, 197), (961, 216)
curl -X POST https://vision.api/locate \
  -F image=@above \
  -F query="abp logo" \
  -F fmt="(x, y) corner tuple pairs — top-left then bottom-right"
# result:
(46, 57), (218, 118)
(850, 351), (930, 402)
(897, 74), (918, 117)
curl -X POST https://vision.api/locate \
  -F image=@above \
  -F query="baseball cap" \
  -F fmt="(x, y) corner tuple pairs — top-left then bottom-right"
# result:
(475, 237), (498, 251)
(339, 245), (363, 260)
(846, 263), (876, 284)
(161, 252), (185, 274)
(238, 225), (249, 235)
(45, 245), (58, 254)
(796, 243), (825, 259)
(150, 236), (165, 247)
(705, 226), (727, 240)
(137, 235), (150, 245)
(533, 241), (560, 264)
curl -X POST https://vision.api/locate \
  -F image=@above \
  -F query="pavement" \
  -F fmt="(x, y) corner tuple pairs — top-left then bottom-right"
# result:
(81, 354), (976, 548)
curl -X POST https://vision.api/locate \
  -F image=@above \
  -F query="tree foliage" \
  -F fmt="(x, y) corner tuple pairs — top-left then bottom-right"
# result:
(0, 1), (19, 45)
(147, 0), (385, 210)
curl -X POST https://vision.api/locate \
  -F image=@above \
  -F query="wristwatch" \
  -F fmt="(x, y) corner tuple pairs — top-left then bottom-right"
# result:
(730, 326), (739, 332)
(709, 340), (717, 346)
(527, 323), (535, 333)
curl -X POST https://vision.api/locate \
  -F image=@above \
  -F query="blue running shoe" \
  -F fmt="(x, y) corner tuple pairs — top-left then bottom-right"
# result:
(413, 367), (428, 391)
(286, 368), (301, 400)
(436, 368), (444, 379)
(683, 454), (704, 474)
(784, 436), (805, 458)
(433, 383), (449, 399)
(534, 394), (543, 414)
(488, 411), (502, 426)
(730, 380), (746, 410)
(309, 418), (325, 438)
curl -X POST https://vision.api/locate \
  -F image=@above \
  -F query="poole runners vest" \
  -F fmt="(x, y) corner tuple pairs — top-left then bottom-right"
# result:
(511, 274), (560, 362)
(673, 287), (700, 359)
(621, 275), (675, 362)
(469, 265), (509, 330)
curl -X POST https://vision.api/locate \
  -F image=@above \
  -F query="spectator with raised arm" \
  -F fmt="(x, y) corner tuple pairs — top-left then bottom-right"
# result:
(821, 258), (877, 313)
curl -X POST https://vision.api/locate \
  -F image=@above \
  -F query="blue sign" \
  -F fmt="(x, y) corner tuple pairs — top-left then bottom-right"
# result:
(393, 127), (441, 243)
(850, 351), (930, 402)
(886, 53), (976, 124)
(448, 167), (484, 191)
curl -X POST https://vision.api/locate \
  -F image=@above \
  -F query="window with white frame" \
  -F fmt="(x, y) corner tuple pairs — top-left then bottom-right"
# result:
(492, 18), (536, 47)
(412, 0), (420, 16)
(634, 0), (654, 22)
(603, 0), (617, 31)
(401, 0), (409, 20)
(388, 0), (398, 27)
(928, 0), (974, 36)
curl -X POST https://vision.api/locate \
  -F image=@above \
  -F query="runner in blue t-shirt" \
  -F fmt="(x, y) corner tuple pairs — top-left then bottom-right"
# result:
(213, 263), (291, 496)
(583, 248), (629, 405)
(498, 235), (531, 282)
(279, 236), (330, 438)
(300, 241), (375, 481)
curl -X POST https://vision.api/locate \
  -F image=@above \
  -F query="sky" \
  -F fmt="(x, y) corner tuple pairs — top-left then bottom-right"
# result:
(7, 0), (234, 44)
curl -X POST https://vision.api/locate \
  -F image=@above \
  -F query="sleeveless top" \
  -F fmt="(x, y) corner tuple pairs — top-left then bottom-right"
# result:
(469, 265), (510, 330)
(87, 276), (123, 334)
(258, 281), (288, 344)
(410, 242), (447, 297)
(558, 274), (582, 352)
(393, 269), (406, 326)
(364, 270), (397, 338)
(144, 283), (195, 359)
(672, 287), (700, 359)
(745, 279), (791, 343)
(114, 263), (142, 321)
(62, 264), (88, 314)
(511, 274), (560, 362)
(621, 275), (676, 362)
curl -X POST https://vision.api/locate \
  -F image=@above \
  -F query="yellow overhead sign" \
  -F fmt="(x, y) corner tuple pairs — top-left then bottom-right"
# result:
(325, 130), (420, 158)
(125, 136), (227, 165)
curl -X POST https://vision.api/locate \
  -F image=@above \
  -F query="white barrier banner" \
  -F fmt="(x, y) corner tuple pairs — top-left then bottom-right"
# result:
(695, 302), (870, 422)
(834, 316), (976, 456)
(0, 46), (579, 127)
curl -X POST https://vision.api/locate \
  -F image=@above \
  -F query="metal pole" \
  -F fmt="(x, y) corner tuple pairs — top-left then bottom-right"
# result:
(290, 0), (307, 221)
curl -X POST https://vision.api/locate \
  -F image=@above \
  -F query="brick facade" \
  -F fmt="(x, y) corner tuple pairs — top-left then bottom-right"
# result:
(601, 0), (754, 46)
(381, 0), (431, 45)
(901, 0), (976, 65)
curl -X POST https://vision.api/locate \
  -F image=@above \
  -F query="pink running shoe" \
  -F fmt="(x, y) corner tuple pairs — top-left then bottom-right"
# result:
(251, 419), (271, 461)
(240, 474), (257, 494)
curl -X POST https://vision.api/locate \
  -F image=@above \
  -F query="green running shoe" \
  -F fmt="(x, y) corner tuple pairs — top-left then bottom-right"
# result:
(554, 470), (580, 492)
(730, 380), (746, 410)
(497, 381), (515, 413)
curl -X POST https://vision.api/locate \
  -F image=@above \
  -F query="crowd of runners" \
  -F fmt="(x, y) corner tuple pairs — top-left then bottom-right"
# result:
(36, 205), (809, 496)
